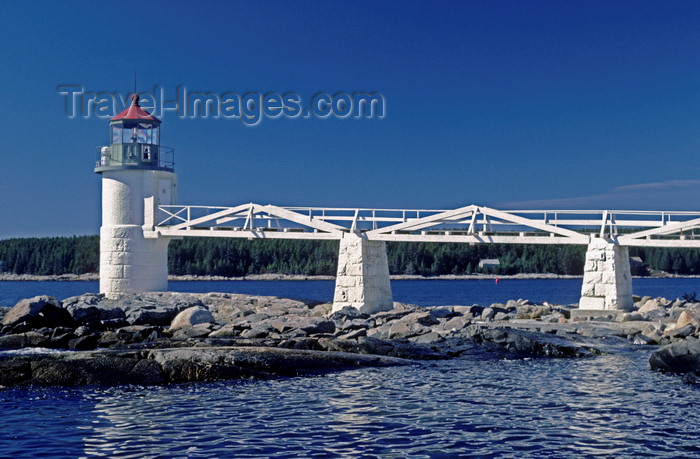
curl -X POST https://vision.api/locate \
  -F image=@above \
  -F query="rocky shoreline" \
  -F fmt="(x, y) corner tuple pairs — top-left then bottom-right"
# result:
(1, 292), (699, 387)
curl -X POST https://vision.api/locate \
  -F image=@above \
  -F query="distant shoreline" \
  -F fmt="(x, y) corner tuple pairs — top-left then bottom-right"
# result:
(1, 272), (699, 282)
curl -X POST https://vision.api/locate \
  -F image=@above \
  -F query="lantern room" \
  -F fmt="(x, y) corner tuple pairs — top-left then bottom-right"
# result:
(95, 94), (173, 173)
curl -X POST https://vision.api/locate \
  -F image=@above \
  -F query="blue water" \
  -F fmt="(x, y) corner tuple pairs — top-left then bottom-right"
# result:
(3, 277), (700, 308)
(1, 280), (699, 457)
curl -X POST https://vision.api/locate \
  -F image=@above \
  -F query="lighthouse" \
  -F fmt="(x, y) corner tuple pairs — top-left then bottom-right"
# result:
(95, 94), (177, 297)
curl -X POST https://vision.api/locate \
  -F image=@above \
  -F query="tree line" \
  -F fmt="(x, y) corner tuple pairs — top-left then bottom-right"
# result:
(1, 235), (699, 276)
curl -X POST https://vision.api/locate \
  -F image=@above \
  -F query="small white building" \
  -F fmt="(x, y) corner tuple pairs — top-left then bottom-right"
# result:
(478, 258), (501, 269)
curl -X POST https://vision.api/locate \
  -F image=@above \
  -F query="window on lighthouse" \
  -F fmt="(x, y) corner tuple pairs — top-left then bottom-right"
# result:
(112, 126), (121, 144)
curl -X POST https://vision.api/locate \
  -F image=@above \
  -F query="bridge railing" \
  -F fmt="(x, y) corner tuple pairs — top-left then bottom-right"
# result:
(155, 204), (700, 246)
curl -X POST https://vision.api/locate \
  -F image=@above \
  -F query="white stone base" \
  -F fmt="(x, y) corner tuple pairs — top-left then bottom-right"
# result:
(99, 225), (170, 298)
(332, 233), (393, 314)
(578, 238), (633, 310)
(99, 168), (177, 298)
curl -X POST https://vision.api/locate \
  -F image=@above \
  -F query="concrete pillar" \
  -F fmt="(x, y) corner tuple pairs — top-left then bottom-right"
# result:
(579, 238), (633, 310)
(100, 169), (177, 298)
(332, 233), (393, 314)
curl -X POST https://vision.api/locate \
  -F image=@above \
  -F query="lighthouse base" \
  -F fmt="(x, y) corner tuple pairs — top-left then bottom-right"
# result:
(99, 225), (170, 298)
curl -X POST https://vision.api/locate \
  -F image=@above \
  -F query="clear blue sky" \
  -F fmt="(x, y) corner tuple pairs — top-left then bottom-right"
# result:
(1, 1), (699, 238)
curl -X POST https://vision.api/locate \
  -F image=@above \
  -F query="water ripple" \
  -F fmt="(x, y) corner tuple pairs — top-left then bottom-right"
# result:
(1, 348), (699, 457)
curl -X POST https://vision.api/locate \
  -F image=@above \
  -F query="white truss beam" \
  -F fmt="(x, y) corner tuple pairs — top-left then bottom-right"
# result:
(154, 203), (700, 248)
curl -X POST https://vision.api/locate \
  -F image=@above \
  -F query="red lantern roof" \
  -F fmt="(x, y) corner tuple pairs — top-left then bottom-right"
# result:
(111, 94), (160, 123)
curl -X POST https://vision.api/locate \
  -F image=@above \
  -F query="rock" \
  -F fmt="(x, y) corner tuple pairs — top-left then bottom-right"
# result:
(481, 308), (496, 321)
(493, 312), (511, 321)
(372, 307), (415, 326)
(171, 323), (213, 339)
(638, 298), (663, 314)
(384, 311), (438, 339)
(68, 333), (100, 350)
(300, 320), (335, 335)
(208, 324), (238, 338)
(169, 306), (215, 331)
(409, 331), (444, 344)
(0, 352), (165, 386)
(148, 346), (408, 382)
(329, 306), (370, 321)
(676, 311), (700, 329)
(337, 318), (374, 332)
(632, 334), (655, 345)
(642, 308), (668, 321)
(663, 324), (696, 340)
(116, 292), (205, 326)
(336, 328), (367, 340)
(240, 325), (274, 339)
(649, 337), (700, 375)
(0, 334), (31, 350)
(671, 299), (686, 309)
(516, 305), (552, 320)
(2, 296), (74, 331)
(356, 336), (446, 360)
(618, 312), (645, 322)
(452, 305), (482, 316)
(505, 300), (519, 310)
(427, 307), (454, 319)
(63, 294), (125, 325)
(459, 325), (600, 358)
(435, 316), (470, 334)
(310, 303), (332, 317)
(387, 320), (430, 340)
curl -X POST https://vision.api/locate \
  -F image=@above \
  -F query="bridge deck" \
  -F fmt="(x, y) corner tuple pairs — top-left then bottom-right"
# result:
(152, 203), (700, 247)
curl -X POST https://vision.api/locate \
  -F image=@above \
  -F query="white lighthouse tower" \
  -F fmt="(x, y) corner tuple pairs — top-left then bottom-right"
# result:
(95, 95), (177, 297)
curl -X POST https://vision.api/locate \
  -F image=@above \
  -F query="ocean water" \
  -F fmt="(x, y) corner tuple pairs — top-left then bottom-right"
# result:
(1, 279), (699, 457)
(3, 276), (700, 308)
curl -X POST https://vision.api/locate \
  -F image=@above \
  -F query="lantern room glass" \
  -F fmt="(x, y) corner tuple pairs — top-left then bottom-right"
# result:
(111, 123), (160, 145)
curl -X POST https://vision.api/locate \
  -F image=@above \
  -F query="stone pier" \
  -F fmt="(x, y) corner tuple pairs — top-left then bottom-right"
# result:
(332, 233), (393, 314)
(579, 237), (633, 310)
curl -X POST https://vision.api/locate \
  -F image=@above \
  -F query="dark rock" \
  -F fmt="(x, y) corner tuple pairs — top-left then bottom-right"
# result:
(426, 307), (454, 319)
(0, 351), (164, 386)
(63, 294), (124, 325)
(300, 320), (335, 335)
(372, 308), (415, 326)
(68, 333), (100, 350)
(356, 336), (447, 360)
(336, 328), (367, 340)
(240, 326), (273, 339)
(459, 325), (600, 358)
(330, 306), (370, 321)
(338, 318), (375, 331)
(2, 296), (74, 331)
(170, 324), (213, 339)
(649, 337), (700, 375)
(126, 307), (181, 326)
(48, 331), (77, 349)
(409, 332), (445, 344)
(0, 334), (29, 350)
(101, 318), (129, 329)
(148, 346), (408, 382)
